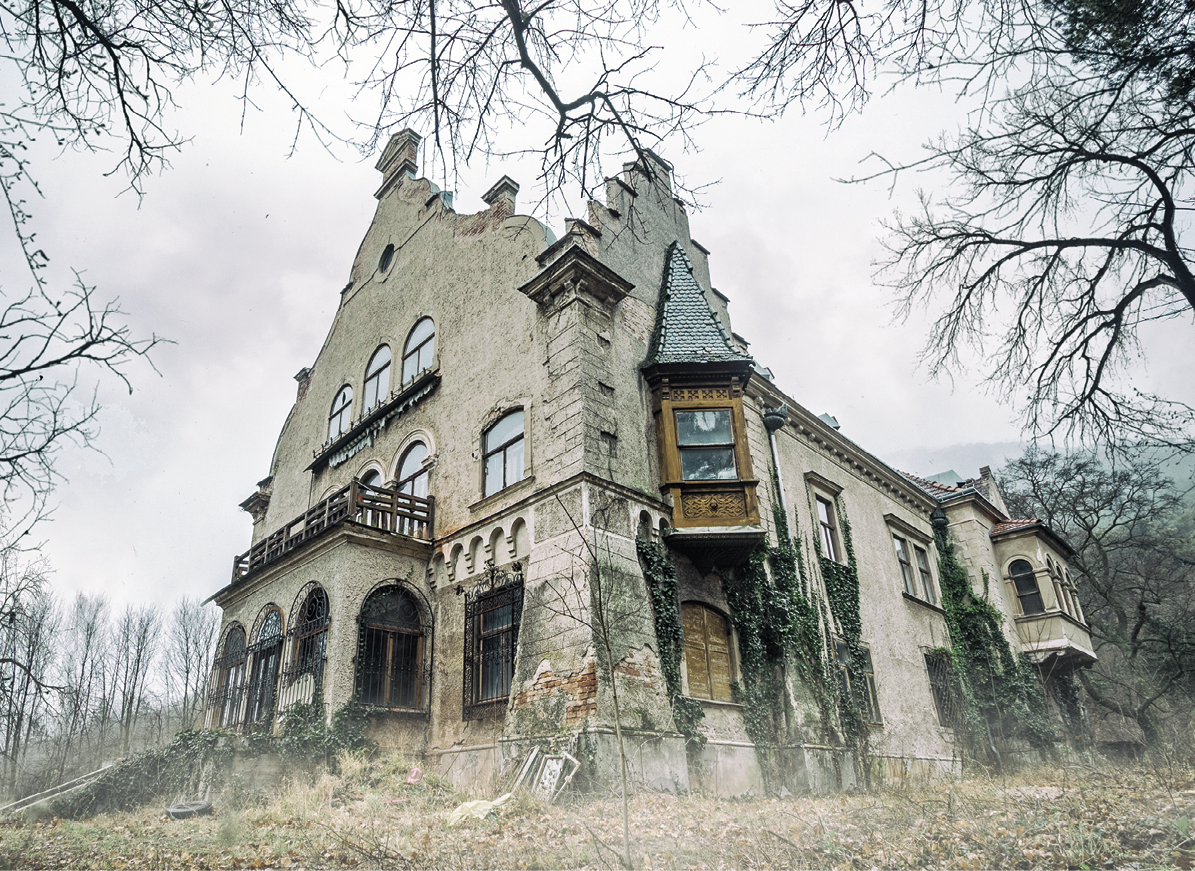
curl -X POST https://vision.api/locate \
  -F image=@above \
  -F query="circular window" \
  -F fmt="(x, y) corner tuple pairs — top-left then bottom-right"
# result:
(379, 243), (395, 272)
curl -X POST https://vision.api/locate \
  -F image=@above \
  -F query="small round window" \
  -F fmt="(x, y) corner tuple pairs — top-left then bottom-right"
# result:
(379, 243), (395, 272)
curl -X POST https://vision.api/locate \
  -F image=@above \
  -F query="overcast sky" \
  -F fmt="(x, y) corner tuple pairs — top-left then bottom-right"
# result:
(5, 15), (1192, 613)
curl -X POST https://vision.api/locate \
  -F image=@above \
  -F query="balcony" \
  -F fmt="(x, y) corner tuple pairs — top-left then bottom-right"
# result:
(1013, 609), (1096, 666)
(231, 480), (434, 584)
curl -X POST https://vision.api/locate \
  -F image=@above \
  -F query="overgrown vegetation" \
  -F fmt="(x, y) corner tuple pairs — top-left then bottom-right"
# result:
(636, 538), (705, 748)
(34, 703), (375, 820)
(4, 756), (1195, 870)
(722, 484), (843, 786)
(934, 527), (1056, 762)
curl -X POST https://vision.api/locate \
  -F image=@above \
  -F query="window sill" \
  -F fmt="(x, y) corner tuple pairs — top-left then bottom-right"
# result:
(902, 591), (947, 616)
(469, 475), (536, 513)
(685, 696), (743, 709)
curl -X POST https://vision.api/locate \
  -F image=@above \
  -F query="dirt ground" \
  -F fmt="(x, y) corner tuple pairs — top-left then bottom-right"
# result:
(2, 754), (1194, 869)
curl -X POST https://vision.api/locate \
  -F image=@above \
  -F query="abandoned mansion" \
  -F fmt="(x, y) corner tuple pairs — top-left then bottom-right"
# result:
(204, 130), (1095, 795)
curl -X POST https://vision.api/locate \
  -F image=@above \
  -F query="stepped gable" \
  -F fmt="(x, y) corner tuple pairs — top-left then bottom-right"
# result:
(644, 242), (752, 367)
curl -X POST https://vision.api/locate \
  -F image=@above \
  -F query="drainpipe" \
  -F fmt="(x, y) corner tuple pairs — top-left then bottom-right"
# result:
(762, 403), (789, 521)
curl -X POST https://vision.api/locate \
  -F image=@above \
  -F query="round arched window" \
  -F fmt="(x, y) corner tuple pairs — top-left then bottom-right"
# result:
(1009, 559), (1044, 615)
(379, 243), (395, 272)
(363, 346), (392, 410)
(357, 587), (424, 709)
(402, 319), (436, 385)
(329, 386), (353, 441)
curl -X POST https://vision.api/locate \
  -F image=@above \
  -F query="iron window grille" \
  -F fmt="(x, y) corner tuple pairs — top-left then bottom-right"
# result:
(462, 561), (524, 720)
(923, 648), (966, 728)
(277, 585), (330, 713)
(355, 585), (432, 714)
(206, 626), (247, 729)
(244, 608), (284, 731)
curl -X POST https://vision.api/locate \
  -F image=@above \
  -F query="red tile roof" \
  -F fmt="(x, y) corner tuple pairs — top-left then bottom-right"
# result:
(991, 518), (1042, 536)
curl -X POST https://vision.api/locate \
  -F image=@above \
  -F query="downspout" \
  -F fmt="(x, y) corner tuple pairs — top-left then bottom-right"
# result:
(762, 403), (789, 521)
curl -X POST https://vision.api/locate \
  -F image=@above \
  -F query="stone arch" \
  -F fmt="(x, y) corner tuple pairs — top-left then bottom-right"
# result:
(510, 517), (531, 560)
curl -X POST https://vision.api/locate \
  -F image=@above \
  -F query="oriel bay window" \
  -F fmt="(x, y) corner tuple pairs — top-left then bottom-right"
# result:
(356, 586), (427, 710)
(650, 379), (759, 529)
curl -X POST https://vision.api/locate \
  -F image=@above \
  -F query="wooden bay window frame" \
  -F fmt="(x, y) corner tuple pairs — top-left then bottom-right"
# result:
(650, 375), (759, 528)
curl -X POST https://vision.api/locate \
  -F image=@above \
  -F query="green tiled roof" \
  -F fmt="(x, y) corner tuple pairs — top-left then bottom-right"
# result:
(645, 242), (752, 367)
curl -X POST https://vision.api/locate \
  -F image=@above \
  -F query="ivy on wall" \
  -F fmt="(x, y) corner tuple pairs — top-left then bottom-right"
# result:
(636, 537), (705, 746)
(934, 528), (1056, 760)
(722, 480), (844, 785)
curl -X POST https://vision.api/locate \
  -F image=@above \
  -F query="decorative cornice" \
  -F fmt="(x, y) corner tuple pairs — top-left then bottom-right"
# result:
(518, 244), (633, 311)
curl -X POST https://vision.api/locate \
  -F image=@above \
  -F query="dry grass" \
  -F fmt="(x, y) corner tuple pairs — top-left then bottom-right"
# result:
(2, 753), (1194, 869)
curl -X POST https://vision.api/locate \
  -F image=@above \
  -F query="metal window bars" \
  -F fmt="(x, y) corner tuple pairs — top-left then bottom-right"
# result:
(462, 561), (524, 721)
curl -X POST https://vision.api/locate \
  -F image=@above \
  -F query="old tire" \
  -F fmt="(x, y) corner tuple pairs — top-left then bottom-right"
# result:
(167, 800), (213, 819)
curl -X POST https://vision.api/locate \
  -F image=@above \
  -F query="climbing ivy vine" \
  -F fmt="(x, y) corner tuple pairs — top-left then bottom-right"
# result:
(721, 479), (843, 786)
(636, 537), (705, 747)
(934, 528), (1055, 761)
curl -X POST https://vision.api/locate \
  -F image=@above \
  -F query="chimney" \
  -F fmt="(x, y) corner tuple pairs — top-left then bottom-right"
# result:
(374, 129), (422, 198)
(482, 175), (520, 212)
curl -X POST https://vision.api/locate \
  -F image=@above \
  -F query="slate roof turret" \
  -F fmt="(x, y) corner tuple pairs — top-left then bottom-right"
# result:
(644, 243), (753, 367)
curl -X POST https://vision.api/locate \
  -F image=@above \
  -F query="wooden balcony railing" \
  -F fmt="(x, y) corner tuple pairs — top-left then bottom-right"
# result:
(232, 480), (434, 584)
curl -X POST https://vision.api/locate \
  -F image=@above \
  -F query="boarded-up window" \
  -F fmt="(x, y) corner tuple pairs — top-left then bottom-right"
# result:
(682, 603), (733, 702)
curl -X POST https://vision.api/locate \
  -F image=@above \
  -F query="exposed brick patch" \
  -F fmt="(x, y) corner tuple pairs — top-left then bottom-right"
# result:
(615, 648), (658, 689)
(513, 661), (598, 725)
(618, 297), (655, 345)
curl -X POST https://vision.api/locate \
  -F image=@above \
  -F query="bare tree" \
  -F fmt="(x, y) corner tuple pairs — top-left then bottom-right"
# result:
(1001, 445), (1195, 747)
(162, 596), (220, 732)
(110, 604), (160, 757)
(860, 0), (1195, 448)
(48, 593), (110, 781)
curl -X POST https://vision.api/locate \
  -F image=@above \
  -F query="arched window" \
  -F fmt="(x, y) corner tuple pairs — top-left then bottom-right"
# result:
(246, 608), (283, 728)
(357, 468), (384, 526)
(483, 410), (524, 496)
(357, 587), (425, 709)
(398, 443), (429, 499)
(363, 346), (392, 411)
(402, 318), (436, 385)
(329, 386), (353, 441)
(681, 602), (733, 702)
(293, 587), (329, 676)
(1009, 559), (1044, 616)
(213, 626), (247, 728)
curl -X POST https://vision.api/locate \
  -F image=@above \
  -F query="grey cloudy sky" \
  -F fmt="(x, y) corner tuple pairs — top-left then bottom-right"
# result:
(6, 21), (1192, 611)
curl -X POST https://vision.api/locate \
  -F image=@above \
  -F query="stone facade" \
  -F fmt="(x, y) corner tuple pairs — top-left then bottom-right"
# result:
(205, 131), (1095, 796)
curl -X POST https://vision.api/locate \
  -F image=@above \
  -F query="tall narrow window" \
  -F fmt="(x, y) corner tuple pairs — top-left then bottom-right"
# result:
(483, 410), (524, 496)
(463, 565), (524, 719)
(835, 640), (882, 725)
(1009, 559), (1045, 615)
(817, 496), (840, 562)
(246, 609), (283, 728)
(214, 627), (247, 728)
(329, 386), (353, 441)
(293, 587), (329, 677)
(913, 545), (936, 605)
(681, 603), (734, 702)
(356, 587), (425, 709)
(402, 318), (436, 385)
(397, 443), (429, 499)
(894, 535), (917, 595)
(924, 650), (964, 727)
(675, 409), (737, 480)
(363, 346), (392, 411)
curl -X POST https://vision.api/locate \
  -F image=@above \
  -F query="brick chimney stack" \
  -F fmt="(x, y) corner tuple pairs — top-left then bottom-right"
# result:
(482, 175), (520, 214)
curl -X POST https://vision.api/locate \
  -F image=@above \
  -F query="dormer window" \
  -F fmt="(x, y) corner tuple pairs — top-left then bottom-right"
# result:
(402, 318), (435, 385)
(363, 346), (392, 410)
(676, 409), (737, 480)
(329, 386), (353, 441)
